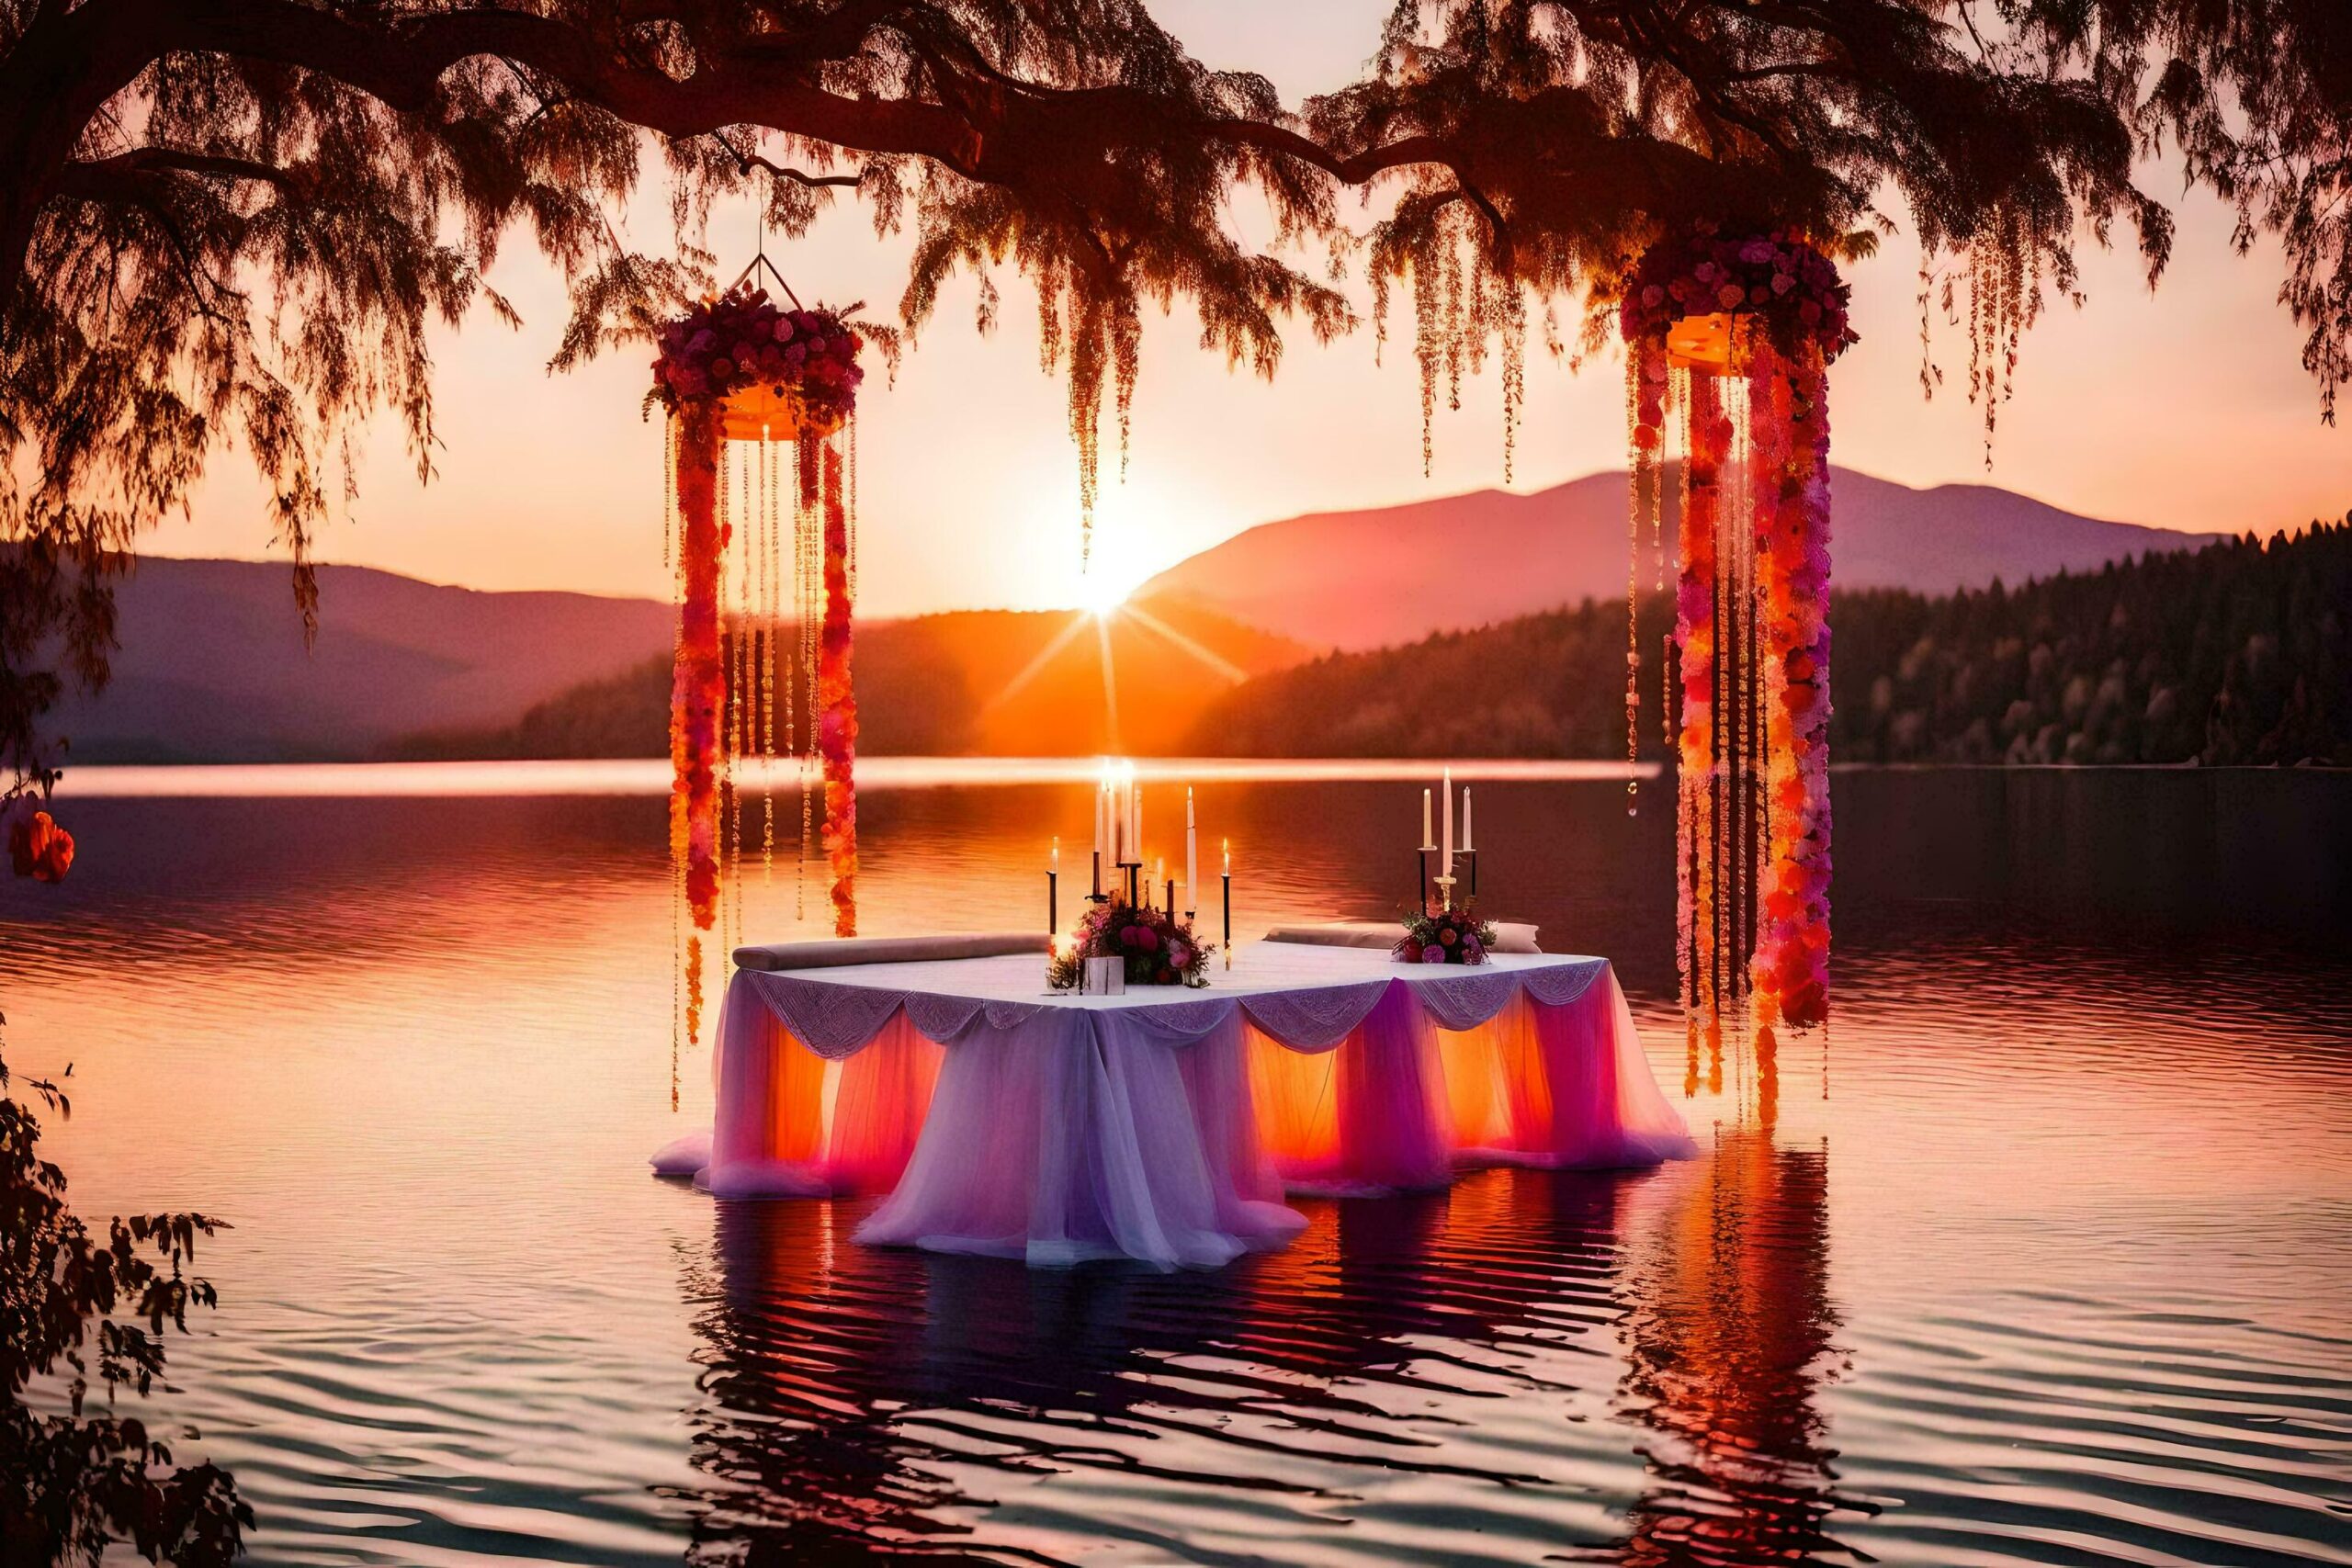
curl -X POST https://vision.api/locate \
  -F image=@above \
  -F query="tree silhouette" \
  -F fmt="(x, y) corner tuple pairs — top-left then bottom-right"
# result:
(6, 1), (2351, 783)
(1, 1019), (250, 1564)
(3, 0), (2349, 765)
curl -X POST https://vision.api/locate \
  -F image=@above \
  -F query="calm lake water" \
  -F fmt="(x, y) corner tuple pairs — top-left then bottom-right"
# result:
(5, 761), (2350, 1567)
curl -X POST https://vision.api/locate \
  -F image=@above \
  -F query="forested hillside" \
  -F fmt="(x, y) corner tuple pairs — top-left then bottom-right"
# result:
(1187, 523), (2351, 766)
(391, 599), (1305, 759)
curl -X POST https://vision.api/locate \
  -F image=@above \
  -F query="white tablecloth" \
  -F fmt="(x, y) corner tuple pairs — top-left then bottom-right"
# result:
(655, 944), (1695, 1269)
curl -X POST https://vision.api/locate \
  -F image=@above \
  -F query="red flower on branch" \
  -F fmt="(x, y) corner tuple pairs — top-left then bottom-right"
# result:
(6, 807), (74, 883)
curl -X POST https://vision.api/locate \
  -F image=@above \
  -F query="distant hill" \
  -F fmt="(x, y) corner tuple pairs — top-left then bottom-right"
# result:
(45, 558), (673, 762)
(1184, 522), (2352, 767)
(50, 469), (2227, 764)
(391, 595), (1310, 760)
(1138, 468), (2225, 651)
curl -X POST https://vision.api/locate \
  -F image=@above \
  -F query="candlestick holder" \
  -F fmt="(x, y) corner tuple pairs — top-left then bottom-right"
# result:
(1221, 871), (1232, 969)
(1418, 843), (1436, 913)
(1089, 850), (1108, 905)
(1047, 869), (1058, 935)
(1117, 859), (1142, 908)
(1459, 848), (1477, 898)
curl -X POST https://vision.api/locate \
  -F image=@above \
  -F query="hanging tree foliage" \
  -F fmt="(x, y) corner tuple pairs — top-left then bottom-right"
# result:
(6, 0), (2352, 782)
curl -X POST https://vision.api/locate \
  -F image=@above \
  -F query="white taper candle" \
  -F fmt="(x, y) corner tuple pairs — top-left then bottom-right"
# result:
(1186, 787), (1198, 910)
(1441, 765), (1453, 875)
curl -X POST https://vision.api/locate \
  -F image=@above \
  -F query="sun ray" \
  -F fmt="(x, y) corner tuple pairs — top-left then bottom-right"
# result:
(1122, 603), (1250, 683)
(975, 608), (1098, 723)
(1094, 611), (1122, 752)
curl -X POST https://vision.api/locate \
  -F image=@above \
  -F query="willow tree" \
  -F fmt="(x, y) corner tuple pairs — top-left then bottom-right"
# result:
(6, 0), (2352, 788)
(0, 0), (1364, 791)
(1298, 0), (2352, 470)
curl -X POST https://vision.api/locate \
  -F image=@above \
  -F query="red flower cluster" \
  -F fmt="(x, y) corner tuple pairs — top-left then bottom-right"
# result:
(1396, 904), (1498, 965)
(650, 287), (865, 437)
(1063, 900), (1214, 987)
(6, 806), (74, 883)
(1618, 225), (1856, 363)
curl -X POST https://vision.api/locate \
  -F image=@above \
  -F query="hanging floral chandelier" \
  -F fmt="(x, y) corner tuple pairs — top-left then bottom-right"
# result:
(1620, 225), (1852, 1076)
(649, 276), (876, 1072)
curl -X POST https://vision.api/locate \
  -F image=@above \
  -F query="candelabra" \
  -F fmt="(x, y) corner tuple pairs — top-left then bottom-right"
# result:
(1419, 846), (1477, 912)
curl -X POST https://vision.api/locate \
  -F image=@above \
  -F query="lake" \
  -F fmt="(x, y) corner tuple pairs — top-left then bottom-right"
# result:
(5, 761), (2349, 1566)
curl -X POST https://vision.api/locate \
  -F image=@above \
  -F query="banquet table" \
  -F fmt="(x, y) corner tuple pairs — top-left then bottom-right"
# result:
(653, 942), (1697, 1269)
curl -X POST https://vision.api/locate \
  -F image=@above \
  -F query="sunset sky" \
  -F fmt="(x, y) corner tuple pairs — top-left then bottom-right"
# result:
(158, 3), (2352, 621)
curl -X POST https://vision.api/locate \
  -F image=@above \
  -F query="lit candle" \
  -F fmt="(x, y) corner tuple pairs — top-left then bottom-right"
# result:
(1441, 765), (1453, 878)
(1185, 787), (1197, 913)
(1421, 787), (1433, 850)
(1462, 786), (1474, 853)
(1221, 837), (1232, 964)
(1122, 761), (1137, 861)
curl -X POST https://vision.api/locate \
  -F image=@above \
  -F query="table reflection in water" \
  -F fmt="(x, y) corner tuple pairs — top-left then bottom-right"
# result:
(673, 1127), (1857, 1567)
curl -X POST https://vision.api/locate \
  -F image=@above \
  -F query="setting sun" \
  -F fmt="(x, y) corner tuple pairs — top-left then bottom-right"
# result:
(1065, 494), (1176, 616)
(1079, 562), (1135, 618)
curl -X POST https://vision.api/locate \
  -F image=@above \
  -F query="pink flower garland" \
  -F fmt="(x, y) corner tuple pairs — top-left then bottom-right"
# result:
(1621, 224), (1843, 1032)
(814, 440), (859, 935)
(1747, 344), (1834, 1029)
(669, 403), (726, 1043)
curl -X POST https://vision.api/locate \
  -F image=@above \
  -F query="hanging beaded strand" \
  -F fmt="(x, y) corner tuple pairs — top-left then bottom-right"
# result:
(762, 434), (777, 884)
(1733, 368), (1755, 1010)
(1623, 351), (1645, 817)
(797, 434), (818, 921)
(1713, 372), (1732, 1022)
(717, 440), (729, 968)
(1671, 363), (1695, 1017)
(666, 412), (683, 1105)
(786, 434), (804, 911)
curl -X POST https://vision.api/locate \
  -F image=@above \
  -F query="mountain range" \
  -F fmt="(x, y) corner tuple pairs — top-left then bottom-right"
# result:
(42, 559), (673, 762)
(45, 468), (2222, 761)
(1139, 467), (2223, 651)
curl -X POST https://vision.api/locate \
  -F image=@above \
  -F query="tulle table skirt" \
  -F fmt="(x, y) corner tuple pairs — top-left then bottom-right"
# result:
(652, 947), (1695, 1269)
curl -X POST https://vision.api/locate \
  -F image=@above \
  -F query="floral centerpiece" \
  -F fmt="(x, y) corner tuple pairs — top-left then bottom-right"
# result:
(648, 286), (867, 439)
(1396, 904), (1498, 966)
(1617, 224), (1857, 368)
(1050, 901), (1215, 989)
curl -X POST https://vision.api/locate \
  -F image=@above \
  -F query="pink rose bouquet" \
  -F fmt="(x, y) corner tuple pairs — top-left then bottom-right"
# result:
(648, 286), (869, 437)
(1051, 900), (1215, 988)
(1395, 903), (1498, 966)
